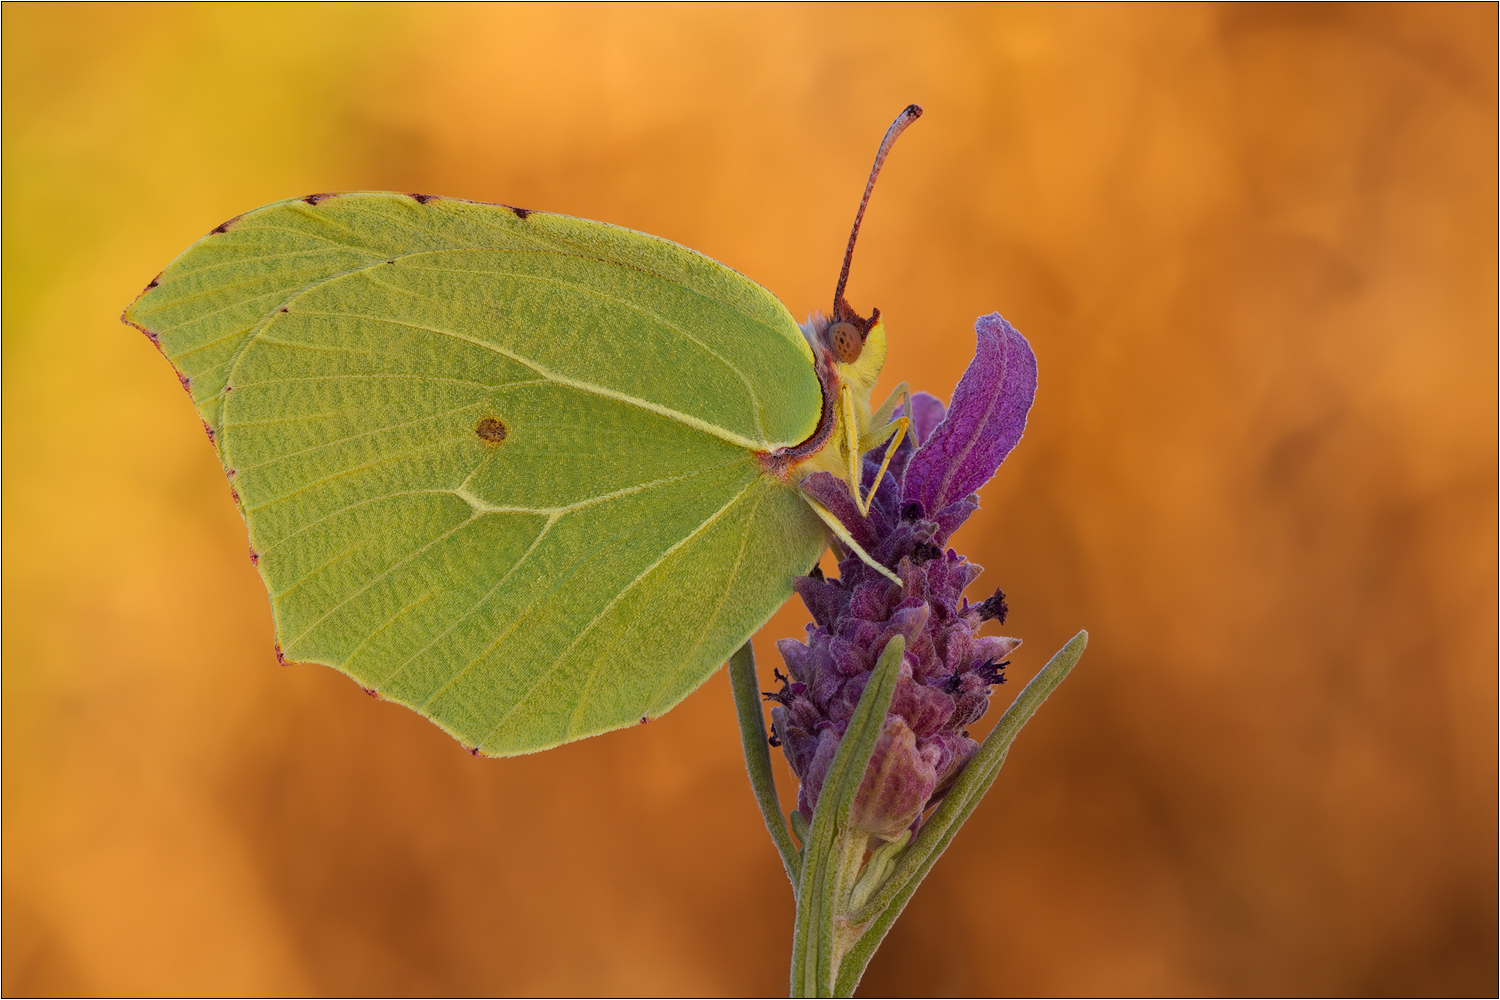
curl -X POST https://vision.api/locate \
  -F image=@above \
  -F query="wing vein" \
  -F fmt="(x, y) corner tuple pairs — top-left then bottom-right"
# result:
(281, 512), (480, 651)
(231, 400), (484, 475)
(384, 514), (560, 694)
(294, 310), (769, 451)
(477, 478), (757, 749)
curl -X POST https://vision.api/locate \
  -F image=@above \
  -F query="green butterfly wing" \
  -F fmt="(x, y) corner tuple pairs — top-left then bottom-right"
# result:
(125, 192), (827, 756)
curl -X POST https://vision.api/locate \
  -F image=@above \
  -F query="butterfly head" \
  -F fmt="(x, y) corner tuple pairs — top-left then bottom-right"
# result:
(823, 300), (885, 399)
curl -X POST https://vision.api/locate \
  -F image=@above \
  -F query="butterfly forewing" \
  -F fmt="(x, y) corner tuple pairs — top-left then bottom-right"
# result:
(126, 193), (826, 754)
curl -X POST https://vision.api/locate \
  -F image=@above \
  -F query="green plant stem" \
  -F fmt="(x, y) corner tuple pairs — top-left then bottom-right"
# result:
(728, 642), (802, 887)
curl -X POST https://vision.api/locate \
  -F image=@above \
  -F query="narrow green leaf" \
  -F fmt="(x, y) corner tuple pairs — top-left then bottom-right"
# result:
(791, 634), (905, 997)
(847, 829), (910, 912)
(728, 642), (802, 888)
(833, 630), (1088, 996)
(790, 810), (811, 847)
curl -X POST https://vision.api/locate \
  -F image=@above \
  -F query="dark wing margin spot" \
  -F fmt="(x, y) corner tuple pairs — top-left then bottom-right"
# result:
(475, 417), (508, 443)
(303, 192), (335, 205)
(146, 272), (162, 289)
(408, 193), (440, 204)
(210, 215), (241, 235)
(507, 205), (533, 220)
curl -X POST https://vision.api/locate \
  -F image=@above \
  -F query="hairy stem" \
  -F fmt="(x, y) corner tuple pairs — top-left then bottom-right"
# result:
(728, 642), (802, 888)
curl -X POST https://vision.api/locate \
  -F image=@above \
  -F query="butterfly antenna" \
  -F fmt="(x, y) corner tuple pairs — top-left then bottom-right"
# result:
(832, 104), (923, 316)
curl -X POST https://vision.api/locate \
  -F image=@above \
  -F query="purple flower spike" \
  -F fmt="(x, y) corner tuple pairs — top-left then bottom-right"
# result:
(903, 313), (1037, 516)
(770, 313), (1036, 841)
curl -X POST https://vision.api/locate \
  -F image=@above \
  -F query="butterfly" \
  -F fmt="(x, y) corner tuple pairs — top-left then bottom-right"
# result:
(122, 106), (924, 756)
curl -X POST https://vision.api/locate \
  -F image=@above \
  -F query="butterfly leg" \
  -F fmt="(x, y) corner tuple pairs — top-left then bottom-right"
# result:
(865, 381), (911, 433)
(851, 385), (912, 518)
(839, 383), (869, 510)
(800, 492), (903, 586)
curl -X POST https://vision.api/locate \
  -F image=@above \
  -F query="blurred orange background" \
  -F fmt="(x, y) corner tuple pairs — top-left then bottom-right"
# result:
(4, 4), (1495, 995)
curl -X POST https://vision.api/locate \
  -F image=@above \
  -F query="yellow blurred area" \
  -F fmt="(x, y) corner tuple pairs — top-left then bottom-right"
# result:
(3, 4), (1494, 995)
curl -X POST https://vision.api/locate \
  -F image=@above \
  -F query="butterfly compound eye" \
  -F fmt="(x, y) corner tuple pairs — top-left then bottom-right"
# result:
(827, 321), (864, 363)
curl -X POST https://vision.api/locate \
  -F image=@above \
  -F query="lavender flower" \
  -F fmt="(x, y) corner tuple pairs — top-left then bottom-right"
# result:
(768, 313), (1038, 842)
